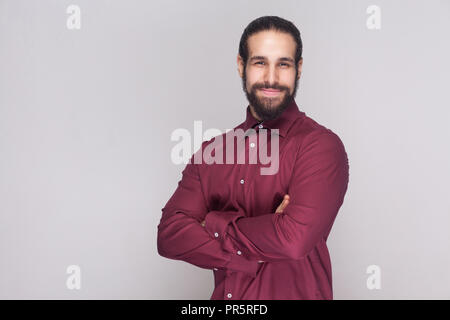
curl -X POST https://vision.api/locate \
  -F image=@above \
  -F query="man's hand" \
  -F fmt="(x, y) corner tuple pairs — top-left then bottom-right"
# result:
(200, 194), (290, 227)
(258, 194), (289, 263)
(276, 194), (290, 213)
(200, 195), (290, 264)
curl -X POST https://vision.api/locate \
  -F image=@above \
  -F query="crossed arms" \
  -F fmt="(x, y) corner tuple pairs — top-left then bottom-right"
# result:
(157, 130), (349, 278)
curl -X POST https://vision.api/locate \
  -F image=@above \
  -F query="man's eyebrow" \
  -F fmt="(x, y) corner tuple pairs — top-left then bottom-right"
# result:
(249, 56), (295, 63)
(279, 57), (295, 63)
(249, 56), (267, 61)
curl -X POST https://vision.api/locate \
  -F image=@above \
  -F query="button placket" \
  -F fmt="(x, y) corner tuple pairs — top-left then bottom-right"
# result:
(235, 134), (246, 209)
(224, 270), (234, 300)
(247, 129), (258, 165)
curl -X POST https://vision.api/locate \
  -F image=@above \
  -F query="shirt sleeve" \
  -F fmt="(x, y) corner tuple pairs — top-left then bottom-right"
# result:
(204, 130), (350, 262)
(157, 144), (259, 277)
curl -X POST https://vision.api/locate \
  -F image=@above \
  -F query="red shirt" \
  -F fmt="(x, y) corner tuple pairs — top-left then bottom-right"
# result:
(157, 98), (349, 300)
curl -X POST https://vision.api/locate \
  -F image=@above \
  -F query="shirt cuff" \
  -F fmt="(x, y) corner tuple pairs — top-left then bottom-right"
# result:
(204, 210), (259, 277)
(204, 210), (244, 241)
(224, 252), (259, 278)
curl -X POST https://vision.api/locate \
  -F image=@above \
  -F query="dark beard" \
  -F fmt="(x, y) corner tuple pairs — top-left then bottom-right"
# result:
(242, 65), (299, 121)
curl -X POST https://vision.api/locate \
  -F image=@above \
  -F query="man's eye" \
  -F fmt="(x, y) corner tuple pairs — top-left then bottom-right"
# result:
(254, 61), (290, 67)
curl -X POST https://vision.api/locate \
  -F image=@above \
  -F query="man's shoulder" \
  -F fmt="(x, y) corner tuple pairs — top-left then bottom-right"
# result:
(289, 115), (347, 154)
(195, 113), (346, 154)
(291, 114), (328, 137)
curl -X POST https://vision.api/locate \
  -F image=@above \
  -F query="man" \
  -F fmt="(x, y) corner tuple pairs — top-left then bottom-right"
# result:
(157, 16), (349, 300)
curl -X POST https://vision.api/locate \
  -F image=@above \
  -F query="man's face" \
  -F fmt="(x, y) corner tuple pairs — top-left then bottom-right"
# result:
(238, 30), (303, 121)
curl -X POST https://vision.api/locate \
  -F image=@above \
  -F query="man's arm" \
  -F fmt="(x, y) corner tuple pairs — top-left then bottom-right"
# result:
(157, 144), (259, 277)
(203, 130), (350, 262)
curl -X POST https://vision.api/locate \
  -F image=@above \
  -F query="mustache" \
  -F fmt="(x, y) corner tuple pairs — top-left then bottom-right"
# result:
(251, 83), (289, 91)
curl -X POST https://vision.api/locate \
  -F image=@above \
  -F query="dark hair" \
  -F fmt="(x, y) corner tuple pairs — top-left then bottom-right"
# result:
(239, 16), (303, 67)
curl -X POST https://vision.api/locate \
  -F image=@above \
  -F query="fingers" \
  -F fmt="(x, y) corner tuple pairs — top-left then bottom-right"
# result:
(275, 194), (290, 213)
(281, 195), (290, 211)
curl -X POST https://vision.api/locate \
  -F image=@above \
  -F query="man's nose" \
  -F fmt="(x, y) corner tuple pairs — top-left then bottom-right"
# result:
(264, 65), (279, 85)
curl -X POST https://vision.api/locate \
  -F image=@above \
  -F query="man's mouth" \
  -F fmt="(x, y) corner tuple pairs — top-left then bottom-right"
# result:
(259, 88), (281, 96)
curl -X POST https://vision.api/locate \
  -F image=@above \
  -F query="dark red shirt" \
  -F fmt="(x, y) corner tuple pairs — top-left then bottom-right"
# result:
(157, 98), (349, 300)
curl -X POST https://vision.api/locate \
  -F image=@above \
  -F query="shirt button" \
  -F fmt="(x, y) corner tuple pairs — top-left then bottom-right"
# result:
(237, 250), (242, 255)
(250, 142), (255, 148)
(214, 232), (219, 238)
(258, 124), (263, 129)
(240, 179), (244, 184)
(227, 293), (232, 299)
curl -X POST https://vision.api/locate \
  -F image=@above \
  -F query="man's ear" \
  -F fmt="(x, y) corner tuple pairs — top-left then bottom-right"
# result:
(297, 58), (303, 79)
(237, 54), (244, 78)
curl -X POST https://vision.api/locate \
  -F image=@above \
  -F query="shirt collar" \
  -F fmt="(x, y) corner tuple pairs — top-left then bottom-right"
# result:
(240, 98), (305, 138)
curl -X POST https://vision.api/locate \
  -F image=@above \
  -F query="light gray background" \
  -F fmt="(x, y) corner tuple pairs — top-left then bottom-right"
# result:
(1, 0), (449, 299)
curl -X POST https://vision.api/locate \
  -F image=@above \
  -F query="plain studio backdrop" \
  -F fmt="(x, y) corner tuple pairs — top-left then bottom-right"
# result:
(1, 0), (449, 299)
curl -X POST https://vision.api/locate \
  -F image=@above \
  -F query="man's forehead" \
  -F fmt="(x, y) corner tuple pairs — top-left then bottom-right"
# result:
(247, 30), (296, 60)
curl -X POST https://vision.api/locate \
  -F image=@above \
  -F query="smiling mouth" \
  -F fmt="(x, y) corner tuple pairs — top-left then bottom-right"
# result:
(259, 88), (281, 96)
